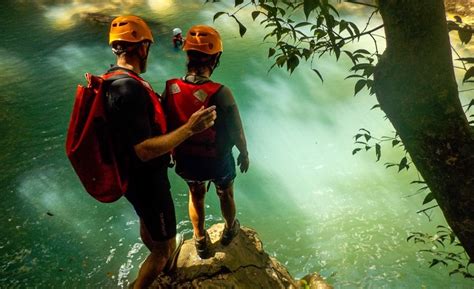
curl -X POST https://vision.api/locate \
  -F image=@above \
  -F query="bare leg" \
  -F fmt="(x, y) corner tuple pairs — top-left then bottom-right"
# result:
(188, 183), (207, 238)
(216, 184), (236, 229)
(133, 237), (175, 289)
(139, 218), (154, 251)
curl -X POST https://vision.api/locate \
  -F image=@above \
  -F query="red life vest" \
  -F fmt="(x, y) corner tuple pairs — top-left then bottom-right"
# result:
(66, 70), (166, 203)
(164, 78), (222, 157)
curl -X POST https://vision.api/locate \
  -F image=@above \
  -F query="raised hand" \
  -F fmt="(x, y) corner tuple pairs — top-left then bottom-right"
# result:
(187, 106), (217, 134)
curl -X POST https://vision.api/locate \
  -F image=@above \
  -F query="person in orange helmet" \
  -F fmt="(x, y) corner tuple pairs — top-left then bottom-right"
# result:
(163, 25), (249, 258)
(105, 16), (216, 288)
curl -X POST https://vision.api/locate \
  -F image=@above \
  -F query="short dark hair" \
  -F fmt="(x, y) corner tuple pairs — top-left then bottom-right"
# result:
(112, 41), (148, 56)
(186, 50), (220, 75)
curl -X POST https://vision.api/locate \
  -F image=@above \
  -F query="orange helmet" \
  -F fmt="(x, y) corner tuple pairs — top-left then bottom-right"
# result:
(183, 25), (223, 55)
(109, 15), (154, 45)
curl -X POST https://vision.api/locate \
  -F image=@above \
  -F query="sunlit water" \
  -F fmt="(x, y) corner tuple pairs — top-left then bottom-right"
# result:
(0, 1), (473, 288)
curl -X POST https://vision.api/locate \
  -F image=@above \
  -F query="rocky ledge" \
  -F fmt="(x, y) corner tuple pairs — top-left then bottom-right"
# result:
(149, 223), (332, 289)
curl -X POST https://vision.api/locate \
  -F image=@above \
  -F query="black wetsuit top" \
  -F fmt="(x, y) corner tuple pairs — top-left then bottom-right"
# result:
(105, 66), (175, 241)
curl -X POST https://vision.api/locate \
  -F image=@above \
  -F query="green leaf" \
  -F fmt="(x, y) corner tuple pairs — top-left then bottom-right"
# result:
(312, 68), (324, 82)
(362, 65), (375, 77)
(370, 104), (380, 110)
(295, 22), (312, 28)
(352, 148), (362, 155)
(317, 15), (324, 27)
(345, 74), (364, 80)
(235, 0), (244, 6)
(398, 157), (408, 172)
(463, 67), (474, 83)
(351, 63), (373, 72)
(251, 11), (261, 21)
(231, 15), (247, 37)
(343, 50), (356, 65)
(349, 22), (360, 38)
(456, 57), (474, 64)
(339, 20), (348, 33)
(213, 11), (227, 22)
(334, 45), (341, 60)
(429, 259), (441, 268)
(354, 79), (366, 96)
(287, 55), (300, 73)
(364, 133), (371, 141)
(276, 55), (287, 67)
(423, 192), (435, 205)
(375, 143), (381, 161)
(327, 3), (340, 17)
(458, 26), (472, 44)
(392, 139), (400, 147)
(466, 99), (474, 111)
(354, 49), (371, 55)
(303, 0), (318, 19)
(268, 47), (276, 58)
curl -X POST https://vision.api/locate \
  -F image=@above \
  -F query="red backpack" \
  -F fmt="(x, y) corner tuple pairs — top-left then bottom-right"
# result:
(66, 71), (132, 203)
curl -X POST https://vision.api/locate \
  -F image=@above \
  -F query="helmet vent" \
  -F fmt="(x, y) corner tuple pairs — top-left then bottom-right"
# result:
(112, 22), (128, 27)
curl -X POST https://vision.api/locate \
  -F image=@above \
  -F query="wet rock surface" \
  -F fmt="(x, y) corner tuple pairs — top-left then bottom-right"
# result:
(149, 223), (332, 289)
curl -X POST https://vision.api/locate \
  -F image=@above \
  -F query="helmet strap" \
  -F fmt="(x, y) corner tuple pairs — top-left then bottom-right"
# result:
(209, 52), (221, 75)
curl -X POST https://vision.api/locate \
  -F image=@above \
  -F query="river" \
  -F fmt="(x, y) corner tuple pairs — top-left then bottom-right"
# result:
(0, 0), (472, 288)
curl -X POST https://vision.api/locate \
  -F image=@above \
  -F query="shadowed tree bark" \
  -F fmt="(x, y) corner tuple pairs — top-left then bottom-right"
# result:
(374, 0), (474, 259)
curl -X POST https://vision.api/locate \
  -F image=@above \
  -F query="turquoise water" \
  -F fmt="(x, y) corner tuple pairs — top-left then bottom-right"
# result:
(0, 1), (472, 288)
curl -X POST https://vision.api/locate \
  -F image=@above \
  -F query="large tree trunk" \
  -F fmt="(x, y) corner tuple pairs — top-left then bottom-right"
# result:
(374, 0), (474, 259)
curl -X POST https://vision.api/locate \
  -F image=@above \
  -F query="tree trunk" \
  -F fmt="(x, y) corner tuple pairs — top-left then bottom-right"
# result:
(374, 0), (474, 259)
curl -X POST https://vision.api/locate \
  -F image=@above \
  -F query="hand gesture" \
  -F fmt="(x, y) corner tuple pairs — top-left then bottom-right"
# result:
(187, 106), (217, 134)
(237, 152), (249, 173)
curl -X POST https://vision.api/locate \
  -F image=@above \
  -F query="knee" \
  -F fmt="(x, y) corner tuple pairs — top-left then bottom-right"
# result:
(150, 238), (174, 259)
(216, 187), (233, 199)
(189, 184), (206, 199)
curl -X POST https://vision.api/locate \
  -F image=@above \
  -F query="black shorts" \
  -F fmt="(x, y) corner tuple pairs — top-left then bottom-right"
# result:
(125, 170), (176, 242)
(175, 153), (236, 188)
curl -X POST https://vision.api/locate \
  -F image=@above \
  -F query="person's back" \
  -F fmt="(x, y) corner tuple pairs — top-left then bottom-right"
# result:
(163, 25), (249, 259)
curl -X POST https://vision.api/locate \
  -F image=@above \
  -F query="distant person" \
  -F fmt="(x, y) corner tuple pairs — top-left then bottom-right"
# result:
(163, 25), (249, 258)
(172, 27), (183, 48)
(105, 16), (216, 288)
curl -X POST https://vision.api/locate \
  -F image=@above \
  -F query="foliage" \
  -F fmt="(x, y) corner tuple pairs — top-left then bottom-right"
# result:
(408, 225), (474, 279)
(208, 0), (384, 81)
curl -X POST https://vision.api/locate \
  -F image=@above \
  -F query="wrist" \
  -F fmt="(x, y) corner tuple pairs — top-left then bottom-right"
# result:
(182, 122), (194, 138)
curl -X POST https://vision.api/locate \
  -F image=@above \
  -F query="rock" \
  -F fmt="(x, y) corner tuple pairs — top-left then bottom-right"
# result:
(299, 273), (333, 289)
(149, 223), (332, 289)
(76, 12), (114, 25)
(74, 12), (169, 35)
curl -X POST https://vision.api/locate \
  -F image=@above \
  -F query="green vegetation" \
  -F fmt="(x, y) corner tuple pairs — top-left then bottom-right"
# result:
(208, 0), (474, 277)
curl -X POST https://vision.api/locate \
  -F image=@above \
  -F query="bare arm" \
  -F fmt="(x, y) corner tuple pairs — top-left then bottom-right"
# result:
(134, 106), (216, 161)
